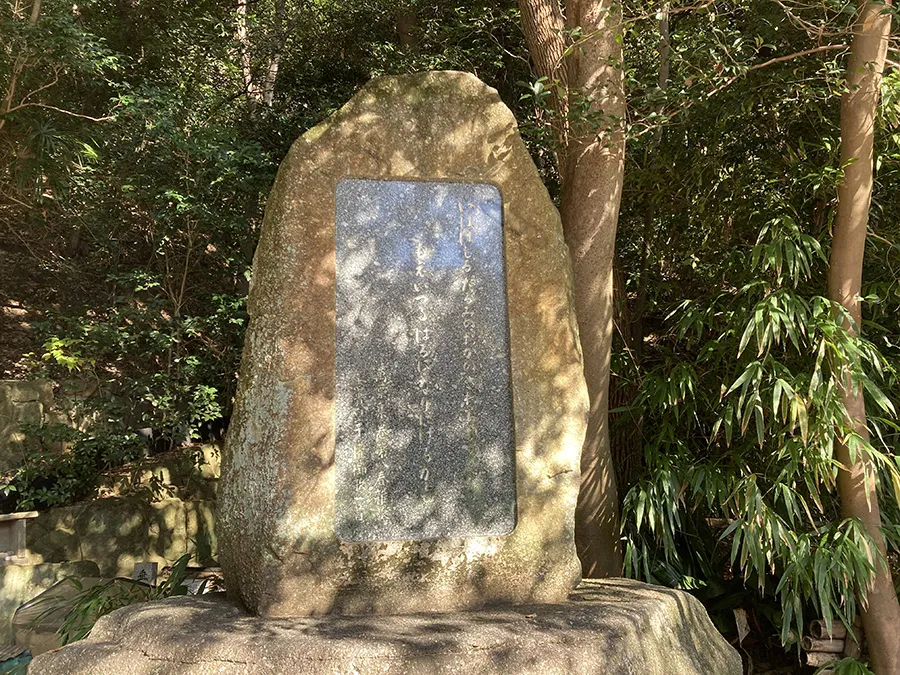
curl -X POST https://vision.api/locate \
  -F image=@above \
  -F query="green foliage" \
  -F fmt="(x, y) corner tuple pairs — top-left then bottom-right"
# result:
(2, 0), (533, 439)
(0, 423), (143, 510)
(3, 0), (900, 663)
(622, 212), (900, 645)
(32, 553), (196, 645)
(614, 0), (900, 654)
(827, 657), (876, 675)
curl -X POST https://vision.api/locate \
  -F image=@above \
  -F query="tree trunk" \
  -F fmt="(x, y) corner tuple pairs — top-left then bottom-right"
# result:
(827, 0), (900, 671)
(396, 5), (419, 50)
(517, 0), (569, 152)
(0, 0), (42, 135)
(609, 5), (671, 494)
(236, 0), (259, 103)
(262, 0), (286, 107)
(562, 0), (626, 578)
(518, 0), (626, 577)
(633, 3), (670, 358)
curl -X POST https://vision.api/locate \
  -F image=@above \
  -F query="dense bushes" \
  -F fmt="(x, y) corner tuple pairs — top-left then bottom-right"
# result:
(0, 423), (144, 511)
(3, 0), (900, 663)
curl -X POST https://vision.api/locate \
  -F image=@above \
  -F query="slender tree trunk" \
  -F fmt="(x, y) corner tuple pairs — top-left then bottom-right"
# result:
(396, 5), (419, 50)
(609, 5), (671, 492)
(562, 0), (626, 578)
(262, 0), (286, 107)
(236, 0), (259, 103)
(517, 0), (569, 152)
(633, 3), (669, 358)
(828, 0), (900, 671)
(610, 256), (642, 492)
(518, 0), (626, 577)
(0, 0), (42, 136)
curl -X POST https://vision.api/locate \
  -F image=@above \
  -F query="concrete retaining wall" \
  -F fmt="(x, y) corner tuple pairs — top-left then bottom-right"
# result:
(0, 561), (100, 644)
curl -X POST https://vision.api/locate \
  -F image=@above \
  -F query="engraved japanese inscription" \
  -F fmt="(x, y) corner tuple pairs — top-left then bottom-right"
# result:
(334, 178), (516, 541)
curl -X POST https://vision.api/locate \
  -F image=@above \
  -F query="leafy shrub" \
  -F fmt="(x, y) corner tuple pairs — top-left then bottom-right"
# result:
(0, 423), (144, 512)
(619, 217), (900, 646)
(31, 554), (201, 645)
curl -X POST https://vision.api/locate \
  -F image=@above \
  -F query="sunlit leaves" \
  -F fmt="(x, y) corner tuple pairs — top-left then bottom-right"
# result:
(750, 217), (827, 289)
(621, 181), (900, 647)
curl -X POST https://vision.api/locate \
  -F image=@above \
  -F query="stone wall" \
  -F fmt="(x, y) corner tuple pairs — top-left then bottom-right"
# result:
(0, 561), (100, 644)
(26, 497), (217, 578)
(0, 380), (54, 473)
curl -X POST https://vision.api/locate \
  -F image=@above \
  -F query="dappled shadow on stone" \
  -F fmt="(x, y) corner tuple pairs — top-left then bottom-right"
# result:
(29, 580), (742, 674)
(25, 496), (216, 578)
(0, 560), (99, 648)
(216, 70), (588, 617)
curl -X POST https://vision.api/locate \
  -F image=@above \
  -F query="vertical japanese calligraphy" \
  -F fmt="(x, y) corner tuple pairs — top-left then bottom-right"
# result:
(458, 202), (485, 511)
(334, 179), (516, 541)
(411, 236), (435, 495)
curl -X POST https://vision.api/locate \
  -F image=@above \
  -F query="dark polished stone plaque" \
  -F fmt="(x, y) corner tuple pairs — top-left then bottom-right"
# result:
(334, 179), (516, 541)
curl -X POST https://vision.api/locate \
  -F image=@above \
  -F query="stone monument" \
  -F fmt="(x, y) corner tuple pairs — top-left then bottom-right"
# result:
(30, 71), (743, 675)
(217, 70), (588, 617)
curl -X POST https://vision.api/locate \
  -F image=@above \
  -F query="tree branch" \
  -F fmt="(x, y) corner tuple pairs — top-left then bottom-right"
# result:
(748, 43), (847, 72)
(4, 103), (116, 122)
(706, 44), (847, 99)
(16, 69), (60, 107)
(629, 43), (848, 140)
(0, 191), (33, 209)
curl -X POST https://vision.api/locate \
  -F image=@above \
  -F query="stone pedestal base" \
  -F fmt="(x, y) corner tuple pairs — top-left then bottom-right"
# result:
(31, 579), (741, 675)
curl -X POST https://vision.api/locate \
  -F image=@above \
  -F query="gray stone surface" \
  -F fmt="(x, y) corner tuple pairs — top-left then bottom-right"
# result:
(0, 560), (99, 645)
(218, 70), (588, 617)
(29, 579), (743, 675)
(335, 179), (515, 542)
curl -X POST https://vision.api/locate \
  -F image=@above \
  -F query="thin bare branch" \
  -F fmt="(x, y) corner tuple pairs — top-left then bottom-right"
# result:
(0, 191), (33, 209)
(706, 44), (847, 99)
(624, 0), (716, 25)
(6, 103), (116, 121)
(629, 44), (848, 140)
(16, 68), (60, 107)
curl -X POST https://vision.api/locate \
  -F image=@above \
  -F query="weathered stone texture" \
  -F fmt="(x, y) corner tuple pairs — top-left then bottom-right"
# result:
(26, 497), (217, 577)
(29, 579), (743, 675)
(0, 380), (54, 472)
(217, 70), (588, 616)
(0, 561), (99, 644)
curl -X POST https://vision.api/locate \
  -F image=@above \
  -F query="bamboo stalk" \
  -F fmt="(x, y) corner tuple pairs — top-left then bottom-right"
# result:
(801, 637), (846, 653)
(806, 652), (840, 667)
(810, 619), (848, 640)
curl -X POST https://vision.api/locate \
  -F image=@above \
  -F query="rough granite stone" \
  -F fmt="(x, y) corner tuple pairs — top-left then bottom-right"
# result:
(29, 579), (743, 675)
(217, 70), (588, 616)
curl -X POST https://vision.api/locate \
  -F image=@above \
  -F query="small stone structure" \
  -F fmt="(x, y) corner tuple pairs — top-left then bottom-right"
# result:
(29, 580), (743, 675)
(218, 70), (588, 617)
(0, 511), (37, 564)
